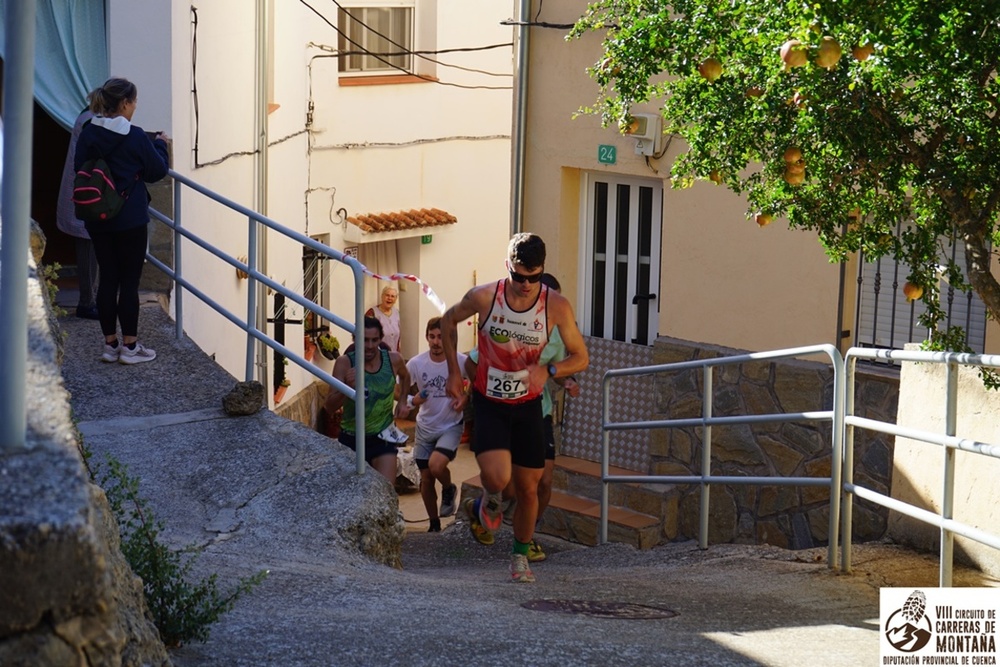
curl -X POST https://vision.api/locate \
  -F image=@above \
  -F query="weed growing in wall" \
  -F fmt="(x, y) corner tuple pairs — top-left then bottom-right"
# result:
(90, 453), (267, 648)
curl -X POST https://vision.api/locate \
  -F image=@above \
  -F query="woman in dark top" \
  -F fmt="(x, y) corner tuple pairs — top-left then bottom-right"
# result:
(74, 77), (170, 364)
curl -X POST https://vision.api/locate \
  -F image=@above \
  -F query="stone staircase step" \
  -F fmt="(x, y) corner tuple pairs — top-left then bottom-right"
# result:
(552, 455), (676, 523)
(540, 488), (661, 549)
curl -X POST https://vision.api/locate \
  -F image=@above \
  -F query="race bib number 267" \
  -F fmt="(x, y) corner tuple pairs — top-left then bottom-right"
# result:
(486, 367), (529, 400)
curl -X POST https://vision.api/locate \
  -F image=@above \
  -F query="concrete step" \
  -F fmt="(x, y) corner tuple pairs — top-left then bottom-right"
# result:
(460, 468), (662, 550)
(552, 455), (678, 529)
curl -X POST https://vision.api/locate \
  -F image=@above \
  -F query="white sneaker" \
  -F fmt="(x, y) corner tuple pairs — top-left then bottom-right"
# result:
(101, 343), (120, 363)
(510, 553), (536, 583)
(119, 342), (157, 365)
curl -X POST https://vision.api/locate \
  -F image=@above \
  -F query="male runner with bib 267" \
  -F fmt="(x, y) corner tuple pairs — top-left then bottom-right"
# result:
(440, 233), (589, 583)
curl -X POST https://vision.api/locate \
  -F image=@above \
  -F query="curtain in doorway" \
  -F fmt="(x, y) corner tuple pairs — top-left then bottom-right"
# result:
(0, 0), (109, 129)
(358, 240), (400, 311)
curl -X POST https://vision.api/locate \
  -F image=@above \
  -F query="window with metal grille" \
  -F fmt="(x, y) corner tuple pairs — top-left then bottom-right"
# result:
(303, 238), (332, 336)
(854, 237), (988, 355)
(337, 6), (413, 73)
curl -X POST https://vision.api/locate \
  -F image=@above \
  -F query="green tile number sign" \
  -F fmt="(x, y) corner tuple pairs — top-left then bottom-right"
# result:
(598, 144), (617, 165)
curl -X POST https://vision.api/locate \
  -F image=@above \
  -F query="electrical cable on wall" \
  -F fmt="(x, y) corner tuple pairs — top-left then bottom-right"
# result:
(311, 134), (511, 151)
(644, 132), (675, 175)
(335, 48), (512, 78)
(191, 7), (513, 164)
(499, 19), (578, 29)
(299, 0), (512, 90)
(308, 39), (513, 59)
(311, 40), (511, 78)
(326, 0), (511, 78)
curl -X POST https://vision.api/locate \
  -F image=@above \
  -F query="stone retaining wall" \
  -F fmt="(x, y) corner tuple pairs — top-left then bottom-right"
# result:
(0, 242), (169, 666)
(565, 336), (898, 549)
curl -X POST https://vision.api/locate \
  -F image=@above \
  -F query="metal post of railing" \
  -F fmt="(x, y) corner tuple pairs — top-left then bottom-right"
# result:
(0, 0), (36, 453)
(245, 217), (258, 382)
(699, 365), (713, 549)
(941, 359), (958, 587)
(841, 355), (857, 573)
(600, 373), (611, 544)
(351, 259), (366, 475)
(827, 349), (844, 570)
(173, 183), (183, 339)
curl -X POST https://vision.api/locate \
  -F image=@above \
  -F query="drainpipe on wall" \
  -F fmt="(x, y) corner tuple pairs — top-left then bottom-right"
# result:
(255, 0), (270, 390)
(509, 0), (531, 236)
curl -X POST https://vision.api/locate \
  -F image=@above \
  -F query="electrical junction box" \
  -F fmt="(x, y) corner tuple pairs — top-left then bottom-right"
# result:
(625, 113), (661, 156)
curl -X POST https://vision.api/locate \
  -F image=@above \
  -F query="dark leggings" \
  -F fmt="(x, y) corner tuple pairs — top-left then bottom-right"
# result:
(91, 225), (148, 338)
(74, 238), (99, 309)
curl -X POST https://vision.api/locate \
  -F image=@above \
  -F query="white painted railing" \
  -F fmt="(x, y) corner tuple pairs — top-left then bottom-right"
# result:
(600, 343), (1000, 584)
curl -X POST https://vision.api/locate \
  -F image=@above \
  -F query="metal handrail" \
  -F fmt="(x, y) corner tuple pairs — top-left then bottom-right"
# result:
(599, 344), (845, 569)
(841, 347), (1000, 586)
(147, 168), (370, 474)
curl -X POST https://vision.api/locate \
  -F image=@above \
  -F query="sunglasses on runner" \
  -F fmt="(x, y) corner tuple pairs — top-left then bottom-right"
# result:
(508, 267), (544, 284)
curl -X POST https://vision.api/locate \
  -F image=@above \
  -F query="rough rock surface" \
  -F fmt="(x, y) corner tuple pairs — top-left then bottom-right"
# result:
(222, 380), (265, 416)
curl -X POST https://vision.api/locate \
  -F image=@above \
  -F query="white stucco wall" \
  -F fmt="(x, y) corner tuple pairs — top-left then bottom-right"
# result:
(889, 348), (1000, 579)
(108, 0), (172, 134)
(109, 1), (512, 404)
(519, 0), (842, 354)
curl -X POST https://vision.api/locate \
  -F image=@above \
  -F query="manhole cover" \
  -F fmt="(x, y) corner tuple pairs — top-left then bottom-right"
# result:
(521, 599), (678, 620)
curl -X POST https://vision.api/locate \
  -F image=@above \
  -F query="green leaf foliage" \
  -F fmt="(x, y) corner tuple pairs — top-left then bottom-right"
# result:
(573, 1), (1000, 349)
(96, 456), (267, 648)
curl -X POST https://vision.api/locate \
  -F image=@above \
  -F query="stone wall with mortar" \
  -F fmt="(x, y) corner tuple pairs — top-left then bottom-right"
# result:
(651, 338), (898, 548)
(564, 336), (898, 549)
(274, 380), (327, 431)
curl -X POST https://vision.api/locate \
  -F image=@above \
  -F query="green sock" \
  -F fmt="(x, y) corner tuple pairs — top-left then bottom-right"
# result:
(513, 539), (530, 555)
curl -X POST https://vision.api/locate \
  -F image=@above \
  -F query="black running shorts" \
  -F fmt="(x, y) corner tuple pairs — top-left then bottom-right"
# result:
(472, 390), (545, 469)
(338, 431), (398, 464)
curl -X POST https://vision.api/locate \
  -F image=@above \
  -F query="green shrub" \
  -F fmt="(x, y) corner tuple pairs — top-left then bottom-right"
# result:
(37, 262), (67, 319)
(93, 454), (267, 648)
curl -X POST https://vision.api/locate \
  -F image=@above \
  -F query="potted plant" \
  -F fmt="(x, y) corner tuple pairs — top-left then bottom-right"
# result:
(317, 332), (340, 361)
(274, 376), (291, 404)
(304, 335), (317, 363)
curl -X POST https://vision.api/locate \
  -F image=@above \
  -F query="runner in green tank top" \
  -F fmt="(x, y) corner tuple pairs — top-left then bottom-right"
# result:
(325, 317), (411, 483)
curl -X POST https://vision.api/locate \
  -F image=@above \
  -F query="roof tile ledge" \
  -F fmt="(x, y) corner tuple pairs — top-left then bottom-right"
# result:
(345, 208), (457, 244)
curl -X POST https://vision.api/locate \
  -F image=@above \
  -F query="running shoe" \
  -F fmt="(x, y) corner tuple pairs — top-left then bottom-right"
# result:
(501, 498), (516, 525)
(100, 343), (120, 363)
(510, 553), (536, 583)
(478, 492), (503, 533)
(440, 484), (458, 518)
(527, 539), (547, 563)
(462, 498), (494, 546)
(118, 342), (156, 365)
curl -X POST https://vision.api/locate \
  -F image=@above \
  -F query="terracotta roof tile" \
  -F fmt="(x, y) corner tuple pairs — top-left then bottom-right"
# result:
(346, 208), (457, 234)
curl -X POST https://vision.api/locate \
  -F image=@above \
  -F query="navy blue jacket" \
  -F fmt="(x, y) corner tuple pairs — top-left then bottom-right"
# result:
(74, 118), (169, 234)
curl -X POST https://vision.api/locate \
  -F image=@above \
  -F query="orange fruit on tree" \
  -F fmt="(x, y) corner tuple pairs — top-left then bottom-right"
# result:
(698, 57), (723, 82)
(903, 282), (923, 302)
(780, 39), (808, 68)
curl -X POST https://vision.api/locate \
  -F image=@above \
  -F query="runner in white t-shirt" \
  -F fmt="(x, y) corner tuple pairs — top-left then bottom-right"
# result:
(406, 317), (468, 532)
